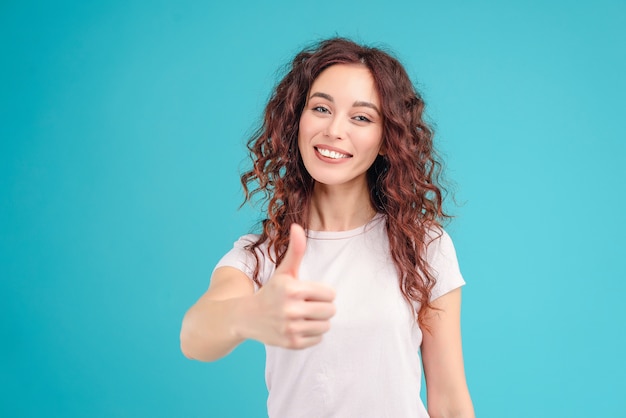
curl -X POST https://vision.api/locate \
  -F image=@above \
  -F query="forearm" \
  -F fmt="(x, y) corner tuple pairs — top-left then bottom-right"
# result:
(427, 390), (475, 418)
(429, 413), (474, 418)
(422, 289), (474, 418)
(180, 295), (252, 362)
(429, 411), (475, 418)
(180, 249), (336, 360)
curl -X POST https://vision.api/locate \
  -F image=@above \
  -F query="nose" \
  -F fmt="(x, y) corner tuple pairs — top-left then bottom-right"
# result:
(324, 115), (346, 140)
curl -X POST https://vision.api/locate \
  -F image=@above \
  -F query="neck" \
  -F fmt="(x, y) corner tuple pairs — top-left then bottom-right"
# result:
(308, 182), (377, 231)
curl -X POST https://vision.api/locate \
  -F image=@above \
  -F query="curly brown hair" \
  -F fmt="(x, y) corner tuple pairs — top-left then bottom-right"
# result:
(241, 38), (450, 328)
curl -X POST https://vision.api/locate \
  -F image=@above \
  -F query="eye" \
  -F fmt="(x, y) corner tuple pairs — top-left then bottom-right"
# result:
(353, 115), (373, 123)
(312, 105), (330, 114)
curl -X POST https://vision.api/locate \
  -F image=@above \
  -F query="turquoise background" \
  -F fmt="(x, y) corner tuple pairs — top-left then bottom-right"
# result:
(2, 0), (625, 417)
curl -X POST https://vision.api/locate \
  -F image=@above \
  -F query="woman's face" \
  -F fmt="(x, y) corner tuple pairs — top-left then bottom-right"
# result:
(298, 64), (383, 190)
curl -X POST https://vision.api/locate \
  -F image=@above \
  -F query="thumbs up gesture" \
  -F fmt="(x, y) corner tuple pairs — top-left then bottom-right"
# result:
(248, 224), (336, 349)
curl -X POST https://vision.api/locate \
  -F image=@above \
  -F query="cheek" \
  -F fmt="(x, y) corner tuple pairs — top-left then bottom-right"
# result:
(359, 130), (384, 155)
(297, 120), (307, 149)
(297, 116), (306, 153)
(298, 113), (315, 138)
(297, 132), (304, 155)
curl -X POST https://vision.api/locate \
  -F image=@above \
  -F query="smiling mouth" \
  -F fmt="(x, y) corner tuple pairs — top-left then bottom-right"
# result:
(315, 147), (352, 159)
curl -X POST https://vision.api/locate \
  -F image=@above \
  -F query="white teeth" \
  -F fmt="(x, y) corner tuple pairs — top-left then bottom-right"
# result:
(317, 147), (349, 159)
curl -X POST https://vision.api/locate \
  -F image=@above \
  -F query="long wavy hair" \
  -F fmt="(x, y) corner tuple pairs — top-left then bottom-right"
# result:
(241, 38), (450, 327)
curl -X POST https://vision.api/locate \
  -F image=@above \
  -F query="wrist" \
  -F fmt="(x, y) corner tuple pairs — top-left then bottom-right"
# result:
(228, 293), (256, 342)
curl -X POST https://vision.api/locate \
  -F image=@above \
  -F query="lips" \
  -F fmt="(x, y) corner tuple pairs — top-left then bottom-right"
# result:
(314, 146), (352, 159)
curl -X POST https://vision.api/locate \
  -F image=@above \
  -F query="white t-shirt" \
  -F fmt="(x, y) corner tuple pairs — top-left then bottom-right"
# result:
(215, 214), (465, 418)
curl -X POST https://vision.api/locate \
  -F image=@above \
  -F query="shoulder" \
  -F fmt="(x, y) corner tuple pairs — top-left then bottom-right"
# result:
(423, 224), (456, 258)
(230, 233), (262, 249)
(423, 224), (466, 300)
(214, 233), (276, 286)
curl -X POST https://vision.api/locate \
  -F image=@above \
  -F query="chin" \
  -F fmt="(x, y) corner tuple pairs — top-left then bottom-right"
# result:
(310, 173), (367, 189)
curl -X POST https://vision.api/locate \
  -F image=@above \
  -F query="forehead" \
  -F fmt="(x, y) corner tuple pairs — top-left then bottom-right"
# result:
(310, 64), (380, 104)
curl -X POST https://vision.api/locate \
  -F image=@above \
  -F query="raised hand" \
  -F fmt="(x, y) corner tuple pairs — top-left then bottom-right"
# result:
(246, 224), (336, 349)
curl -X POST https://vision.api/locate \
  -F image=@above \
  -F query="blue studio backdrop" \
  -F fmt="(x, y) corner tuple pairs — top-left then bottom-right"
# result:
(1, 1), (625, 417)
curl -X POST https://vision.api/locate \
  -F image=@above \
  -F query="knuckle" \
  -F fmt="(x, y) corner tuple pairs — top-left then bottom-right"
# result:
(320, 321), (331, 333)
(286, 334), (301, 349)
(282, 321), (298, 336)
(308, 336), (322, 347)
(284, 307), (299, 320)
(286, 283), (304, 299)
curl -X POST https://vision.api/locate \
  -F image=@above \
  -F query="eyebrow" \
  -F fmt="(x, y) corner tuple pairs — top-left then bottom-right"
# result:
(309, 92), (381, 116)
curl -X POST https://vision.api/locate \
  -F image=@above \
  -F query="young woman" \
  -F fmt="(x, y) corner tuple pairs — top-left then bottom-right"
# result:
(180, 38), (475, 418)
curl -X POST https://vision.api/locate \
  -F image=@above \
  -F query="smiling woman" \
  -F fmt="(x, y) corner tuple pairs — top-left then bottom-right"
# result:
(180, 38), (475, 418)
(298, 64), (384, 192)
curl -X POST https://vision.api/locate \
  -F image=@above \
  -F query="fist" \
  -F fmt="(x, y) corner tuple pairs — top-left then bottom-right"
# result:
(252, 224), (336, 349)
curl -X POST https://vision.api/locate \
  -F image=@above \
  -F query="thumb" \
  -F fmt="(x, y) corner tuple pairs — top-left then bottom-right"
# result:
(275, 224), (307, 278)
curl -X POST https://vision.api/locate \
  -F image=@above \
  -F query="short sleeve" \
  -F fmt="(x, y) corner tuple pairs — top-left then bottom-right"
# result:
(425, 229), (466, 301)
(213, 234), (276, 290)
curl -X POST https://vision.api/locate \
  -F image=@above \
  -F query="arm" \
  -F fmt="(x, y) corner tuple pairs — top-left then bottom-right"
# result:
(421, 288), (475, 418)
(180, 224), (336, 362)
(180, 266), (256, 361)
